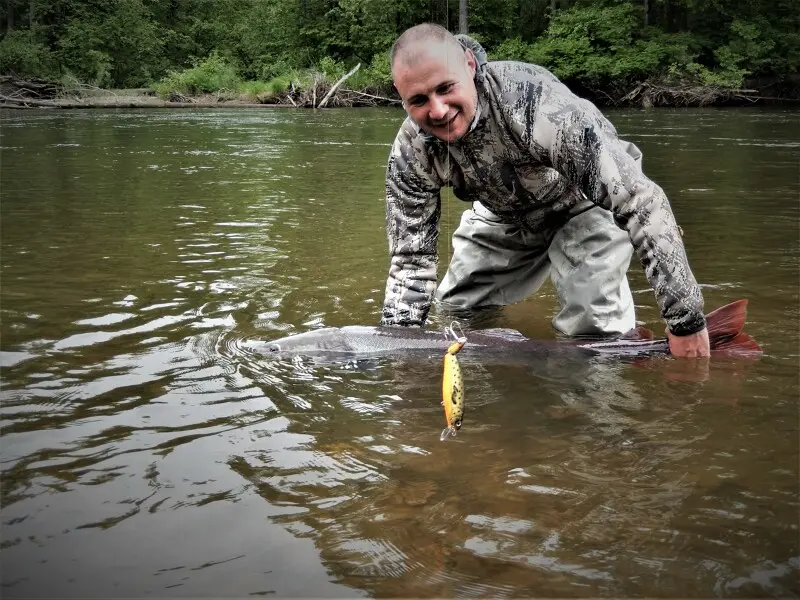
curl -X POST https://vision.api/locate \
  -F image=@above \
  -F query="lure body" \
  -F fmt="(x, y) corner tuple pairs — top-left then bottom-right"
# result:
(441, 340), (465, 441)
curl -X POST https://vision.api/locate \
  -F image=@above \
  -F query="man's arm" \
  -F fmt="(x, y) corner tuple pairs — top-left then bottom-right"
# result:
(532, 90), (708, 349)
(380, 128), (443, 327)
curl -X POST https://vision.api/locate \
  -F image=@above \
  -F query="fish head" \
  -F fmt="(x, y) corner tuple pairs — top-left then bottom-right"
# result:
(261, 327), (355, 360)
(444, 405), (462, 430)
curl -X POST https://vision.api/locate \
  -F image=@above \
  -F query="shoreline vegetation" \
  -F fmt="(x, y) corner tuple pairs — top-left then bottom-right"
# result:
(2, 1), (797, 111)
(2, 71), (796, 112)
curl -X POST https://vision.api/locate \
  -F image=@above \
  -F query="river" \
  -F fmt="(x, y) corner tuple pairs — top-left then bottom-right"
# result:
(1, 106), (798, 598)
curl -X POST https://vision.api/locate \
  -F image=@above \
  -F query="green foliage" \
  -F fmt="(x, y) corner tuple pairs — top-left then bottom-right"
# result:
(152, 51), (241, 98)
(491, 37), (531, 62)
(0, 29), (55, 78)
(54, 0), (166, 87)
(318, 56), (347, 82)
(714, 19), (775, 80)
(367, 51), (393, 87)
(488, 4), (763, 91)
(1, 0), (798, 98)
(514, 5), (665, 87)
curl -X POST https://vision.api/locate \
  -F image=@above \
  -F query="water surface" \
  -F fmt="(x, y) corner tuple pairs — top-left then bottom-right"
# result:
(1, 106), (798, 598)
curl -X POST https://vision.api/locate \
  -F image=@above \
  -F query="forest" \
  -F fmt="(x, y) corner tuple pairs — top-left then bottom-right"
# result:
(1, 0), (798, 107)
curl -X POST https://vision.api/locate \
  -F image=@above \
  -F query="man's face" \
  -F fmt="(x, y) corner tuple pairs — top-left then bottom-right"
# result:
(392, 43), (478, 142)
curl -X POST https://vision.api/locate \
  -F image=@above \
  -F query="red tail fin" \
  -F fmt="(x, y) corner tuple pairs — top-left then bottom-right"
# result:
(705, 299), (763, 356)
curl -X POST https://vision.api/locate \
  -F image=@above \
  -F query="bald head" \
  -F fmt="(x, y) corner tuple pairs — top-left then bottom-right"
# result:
(390, 24), (478, 142)
(390, 23), (467, 72)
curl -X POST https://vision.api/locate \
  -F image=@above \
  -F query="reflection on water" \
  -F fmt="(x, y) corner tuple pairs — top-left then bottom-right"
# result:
(1, 107), (798, 598)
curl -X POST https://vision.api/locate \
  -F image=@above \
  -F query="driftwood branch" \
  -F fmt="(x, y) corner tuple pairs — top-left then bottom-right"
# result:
(0, 94), (58, 106)
(0, 76), (61, 98)
(340, 89), (402, 104)
(318, 63), (361, 109)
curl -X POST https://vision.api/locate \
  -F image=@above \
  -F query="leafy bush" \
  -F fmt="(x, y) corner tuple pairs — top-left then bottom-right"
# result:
(491, 37), (532, 62)
(0, 29), (56, 78)
(317, 56), (347, 83)
(366, 51), (393, 87)
(240, 80), (272, 98)
(152, 51), (241, 97)
(347, 52), (393, 91)
(714, 19), (775, 83)
(264, 74), (295, 95)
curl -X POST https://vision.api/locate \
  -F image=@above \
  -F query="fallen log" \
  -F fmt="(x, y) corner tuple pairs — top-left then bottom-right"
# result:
(0, 94), (61, 107)
(0, 95), (295, 109)
(318, 63), (361, 109)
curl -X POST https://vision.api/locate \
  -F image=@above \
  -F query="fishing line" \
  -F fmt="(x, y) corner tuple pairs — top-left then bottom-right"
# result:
(445, 0), (452, 272)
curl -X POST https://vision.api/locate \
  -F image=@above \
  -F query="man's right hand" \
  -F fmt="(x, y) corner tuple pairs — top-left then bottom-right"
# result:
(666, 327), (711, 357)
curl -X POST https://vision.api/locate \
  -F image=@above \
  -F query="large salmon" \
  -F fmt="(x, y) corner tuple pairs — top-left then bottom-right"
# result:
(256, 300), (762, 364)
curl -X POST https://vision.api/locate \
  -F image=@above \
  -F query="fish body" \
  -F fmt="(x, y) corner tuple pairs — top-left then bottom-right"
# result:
(257, 300), (761, 363)
(441, 341), (465, 440)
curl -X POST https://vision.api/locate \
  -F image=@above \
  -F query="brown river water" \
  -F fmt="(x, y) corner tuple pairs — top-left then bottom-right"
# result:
(1, 106), (798, 598)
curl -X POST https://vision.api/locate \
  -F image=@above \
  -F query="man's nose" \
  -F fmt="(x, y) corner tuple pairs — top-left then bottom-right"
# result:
(428, 96), (448, 121)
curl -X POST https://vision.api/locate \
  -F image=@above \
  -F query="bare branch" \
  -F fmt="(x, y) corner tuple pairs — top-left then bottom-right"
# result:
(318, 63), (361, 109)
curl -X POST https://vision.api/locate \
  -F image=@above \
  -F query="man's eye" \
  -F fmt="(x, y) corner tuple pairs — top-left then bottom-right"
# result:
(409, 97), (426, 107)
(438, 84), (454, 94)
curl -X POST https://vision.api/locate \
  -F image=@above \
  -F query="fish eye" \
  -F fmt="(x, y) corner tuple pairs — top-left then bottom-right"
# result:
(454, 419), (462, 429)
(268, 344), (280, 353)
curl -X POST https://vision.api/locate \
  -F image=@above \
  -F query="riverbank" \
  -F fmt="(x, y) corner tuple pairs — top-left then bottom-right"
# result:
(2, 75), (797, 110)
(0, 73), (401, 110)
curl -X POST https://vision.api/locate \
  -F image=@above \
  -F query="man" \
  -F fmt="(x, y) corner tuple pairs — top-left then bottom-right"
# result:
(381, 23), (710, 357)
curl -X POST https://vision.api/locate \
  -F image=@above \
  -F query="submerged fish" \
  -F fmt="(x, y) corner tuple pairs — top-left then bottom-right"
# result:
(257, 300), (762, 364)
(441, 340), (465, 441)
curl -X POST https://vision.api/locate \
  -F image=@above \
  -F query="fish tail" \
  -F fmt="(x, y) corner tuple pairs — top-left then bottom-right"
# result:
(705, 299), (762, 355)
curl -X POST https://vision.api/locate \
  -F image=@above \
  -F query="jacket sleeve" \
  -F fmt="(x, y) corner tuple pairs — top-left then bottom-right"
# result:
(532, 92), (706, 336)
(380, 127), (443, 327)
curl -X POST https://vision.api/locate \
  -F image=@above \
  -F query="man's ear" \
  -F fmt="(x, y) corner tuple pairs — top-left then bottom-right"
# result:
(464, 48), (477, 77)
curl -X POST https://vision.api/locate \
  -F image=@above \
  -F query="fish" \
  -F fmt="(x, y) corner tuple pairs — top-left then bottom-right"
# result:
(256, 300), (762, 364)
(441, 340), (465, 441)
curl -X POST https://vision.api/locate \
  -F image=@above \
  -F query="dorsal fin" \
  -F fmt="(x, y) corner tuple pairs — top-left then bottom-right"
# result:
(619, 326), (654, 341)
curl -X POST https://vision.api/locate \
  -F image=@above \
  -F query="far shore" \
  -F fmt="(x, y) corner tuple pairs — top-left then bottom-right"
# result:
(2, 80), (798, 111)
(0, 90), (299, 110)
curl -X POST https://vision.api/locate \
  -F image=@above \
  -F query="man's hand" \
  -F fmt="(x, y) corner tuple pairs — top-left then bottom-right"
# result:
(666, 327), (711, 357)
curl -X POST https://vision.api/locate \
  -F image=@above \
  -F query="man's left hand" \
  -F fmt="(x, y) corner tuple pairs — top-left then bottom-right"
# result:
(666, 327), (711, 357)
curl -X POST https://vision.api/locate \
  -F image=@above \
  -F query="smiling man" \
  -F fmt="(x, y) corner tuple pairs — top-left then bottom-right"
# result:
(380, 23), (710, 357)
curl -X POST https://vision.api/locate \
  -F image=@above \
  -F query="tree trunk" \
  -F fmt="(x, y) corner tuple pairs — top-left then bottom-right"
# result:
(459, 0), (467, 34)
(644, 0), (649, 27)
(6, 0), (14, 32)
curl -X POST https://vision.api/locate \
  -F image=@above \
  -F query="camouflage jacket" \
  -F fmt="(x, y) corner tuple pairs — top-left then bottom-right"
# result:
(381, 35), (705, 336)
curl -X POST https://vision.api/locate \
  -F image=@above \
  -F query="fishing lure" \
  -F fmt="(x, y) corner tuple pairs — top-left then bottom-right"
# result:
(440, 323), (466, 441)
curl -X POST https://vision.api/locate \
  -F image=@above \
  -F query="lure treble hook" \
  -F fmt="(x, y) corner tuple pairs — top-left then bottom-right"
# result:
(447, 320), (467, 344)
(445, 320), (467, 355)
